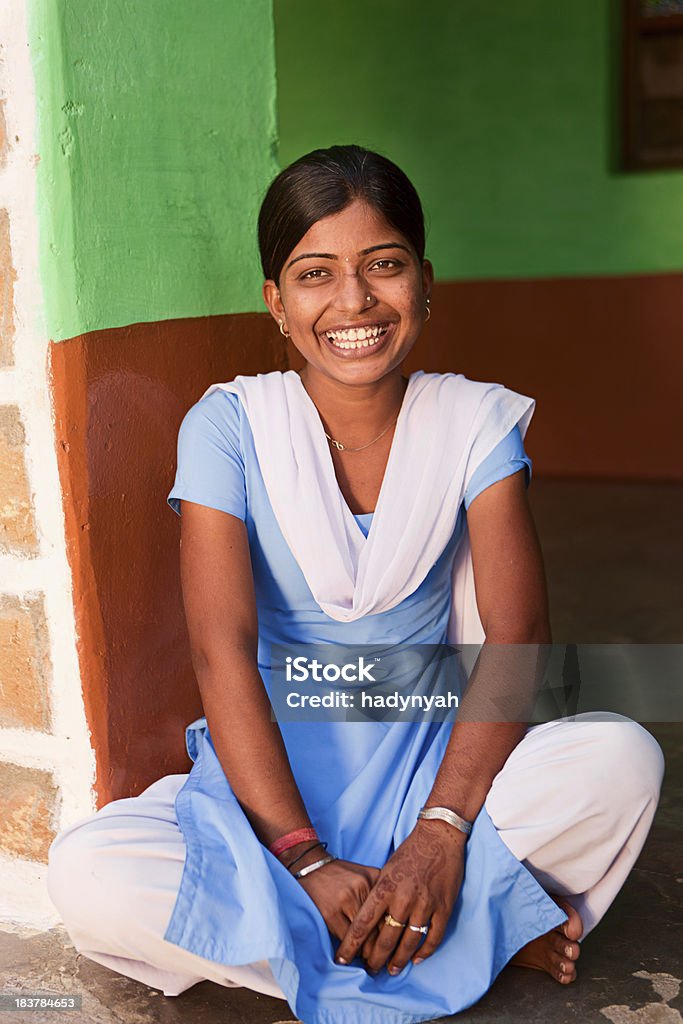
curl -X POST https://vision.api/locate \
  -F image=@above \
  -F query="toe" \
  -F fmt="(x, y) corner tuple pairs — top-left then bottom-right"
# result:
(553, 953), (577, 984)
(554, 933), (580, 961)
(553, 897), (583, 942)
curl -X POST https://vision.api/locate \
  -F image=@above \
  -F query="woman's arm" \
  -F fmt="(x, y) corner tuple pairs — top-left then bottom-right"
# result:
(422, 463), (552, 826)
(178, 500), (381, 936)
(178, 499), (318, 862)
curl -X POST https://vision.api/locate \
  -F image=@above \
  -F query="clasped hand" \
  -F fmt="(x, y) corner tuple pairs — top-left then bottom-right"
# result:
(298, 821), (466, 976)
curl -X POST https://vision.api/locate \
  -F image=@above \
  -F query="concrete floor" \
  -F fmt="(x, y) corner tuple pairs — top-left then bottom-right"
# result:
(2, 480), (682, 1024)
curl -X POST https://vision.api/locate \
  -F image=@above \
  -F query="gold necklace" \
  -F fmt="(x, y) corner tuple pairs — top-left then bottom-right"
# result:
(324, 415), (399, 453)
(300, 373), (406, 453)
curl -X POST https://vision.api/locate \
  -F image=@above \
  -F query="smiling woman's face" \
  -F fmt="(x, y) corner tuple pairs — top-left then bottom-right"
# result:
(263, 198), (433, 387)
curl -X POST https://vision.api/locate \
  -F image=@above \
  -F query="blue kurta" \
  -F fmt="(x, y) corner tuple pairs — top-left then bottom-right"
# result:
(164, 387), (568, 1024)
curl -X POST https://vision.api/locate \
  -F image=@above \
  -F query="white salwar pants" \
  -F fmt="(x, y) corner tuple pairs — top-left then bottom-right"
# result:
(46, 712), (665, 1001)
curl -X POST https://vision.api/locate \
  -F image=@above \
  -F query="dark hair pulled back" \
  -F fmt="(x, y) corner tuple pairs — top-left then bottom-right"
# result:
(258, 144), (426, 287)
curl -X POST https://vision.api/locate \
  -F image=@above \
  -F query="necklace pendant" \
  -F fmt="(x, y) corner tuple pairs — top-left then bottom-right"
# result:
(330, 439), (345, 451)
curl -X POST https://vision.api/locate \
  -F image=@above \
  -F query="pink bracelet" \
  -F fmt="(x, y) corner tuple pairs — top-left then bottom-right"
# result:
(269, 827), (318, 858)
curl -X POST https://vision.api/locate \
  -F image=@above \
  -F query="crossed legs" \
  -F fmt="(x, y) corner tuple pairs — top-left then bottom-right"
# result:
(46, 712), (664, 997)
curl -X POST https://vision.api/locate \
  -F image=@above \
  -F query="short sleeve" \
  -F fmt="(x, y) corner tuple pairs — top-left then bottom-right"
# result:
(167, 389), (247, 520)
(463, 424), (532, 511)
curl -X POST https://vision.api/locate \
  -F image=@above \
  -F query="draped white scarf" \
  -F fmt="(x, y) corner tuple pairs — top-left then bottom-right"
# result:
(200, 370), (535, 646)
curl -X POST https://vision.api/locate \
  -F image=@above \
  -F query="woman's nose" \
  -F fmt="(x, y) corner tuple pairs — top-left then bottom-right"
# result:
(333, 273), (374, 313)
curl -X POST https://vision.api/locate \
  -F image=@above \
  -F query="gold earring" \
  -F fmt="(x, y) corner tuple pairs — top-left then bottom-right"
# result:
(279, 319), (290, 338)
(425, 298), (431, 321)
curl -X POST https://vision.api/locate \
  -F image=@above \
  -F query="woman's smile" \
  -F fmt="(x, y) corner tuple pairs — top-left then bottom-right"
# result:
(319, 320), (397, 358)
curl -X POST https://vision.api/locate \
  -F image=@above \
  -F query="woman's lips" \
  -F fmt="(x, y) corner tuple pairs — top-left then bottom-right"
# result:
(320, 321), (397, 359)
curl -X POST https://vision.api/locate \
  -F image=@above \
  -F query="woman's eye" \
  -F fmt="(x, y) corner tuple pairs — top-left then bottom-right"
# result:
(371, 259), (401, 270)
(300, 268), (329, 280)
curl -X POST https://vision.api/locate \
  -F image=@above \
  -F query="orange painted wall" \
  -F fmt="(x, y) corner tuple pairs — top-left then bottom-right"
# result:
(50, 315), (286, 804)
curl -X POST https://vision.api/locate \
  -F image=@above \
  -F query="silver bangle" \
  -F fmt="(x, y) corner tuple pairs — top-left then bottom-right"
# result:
(417, 805), (473, 837)
(293, 854), (337, 879)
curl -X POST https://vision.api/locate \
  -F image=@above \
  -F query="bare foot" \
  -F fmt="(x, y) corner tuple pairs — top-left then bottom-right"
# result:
(508, 896), (583, 985)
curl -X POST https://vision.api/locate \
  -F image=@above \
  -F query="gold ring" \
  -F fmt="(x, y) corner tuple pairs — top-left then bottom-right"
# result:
(384, 913), (406, 929)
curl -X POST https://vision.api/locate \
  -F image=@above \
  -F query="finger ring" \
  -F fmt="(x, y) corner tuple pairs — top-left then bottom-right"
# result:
(407, 923), (430, 934)
(384, 913), (406, 929)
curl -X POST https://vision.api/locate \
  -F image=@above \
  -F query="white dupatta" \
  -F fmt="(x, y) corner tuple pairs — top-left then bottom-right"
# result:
(200, 370), (535, 646)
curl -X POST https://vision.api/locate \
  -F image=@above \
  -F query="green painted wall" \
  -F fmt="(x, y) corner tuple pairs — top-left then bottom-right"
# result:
(28, 0), (279, 341)
(274, 0), (683, 281)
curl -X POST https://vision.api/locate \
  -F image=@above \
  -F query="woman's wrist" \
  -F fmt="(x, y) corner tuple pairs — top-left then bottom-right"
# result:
(413, 816), (468, 847)
(417, 804), (473, 838)
(279, 839), (327, 872)
(291, 853), (336, 880)
(269, 825), (318, 858)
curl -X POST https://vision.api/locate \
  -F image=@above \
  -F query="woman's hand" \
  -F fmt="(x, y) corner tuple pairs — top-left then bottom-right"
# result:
(335, 820), (466, 975)
(296, 858), (382, 944)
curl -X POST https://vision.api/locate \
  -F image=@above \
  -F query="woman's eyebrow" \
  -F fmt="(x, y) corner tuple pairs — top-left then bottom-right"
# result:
(286, 242), (410, 271)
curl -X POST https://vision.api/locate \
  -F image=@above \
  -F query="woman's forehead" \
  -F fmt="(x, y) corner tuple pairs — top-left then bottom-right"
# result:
(290, 203), (406, 259)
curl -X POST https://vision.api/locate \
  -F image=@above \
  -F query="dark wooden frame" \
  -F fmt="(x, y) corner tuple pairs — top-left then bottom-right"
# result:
(622, 0), (683, 169)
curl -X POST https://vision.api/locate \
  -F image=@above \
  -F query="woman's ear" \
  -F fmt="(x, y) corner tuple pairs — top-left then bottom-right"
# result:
(262, 279), (285, 324)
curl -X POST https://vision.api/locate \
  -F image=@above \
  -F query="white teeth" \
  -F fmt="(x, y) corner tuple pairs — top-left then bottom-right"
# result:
(324, 322), (389, 350)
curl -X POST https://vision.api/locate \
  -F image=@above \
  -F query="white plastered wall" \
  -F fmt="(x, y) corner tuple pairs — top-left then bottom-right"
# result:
(0, 0), (96, 928)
